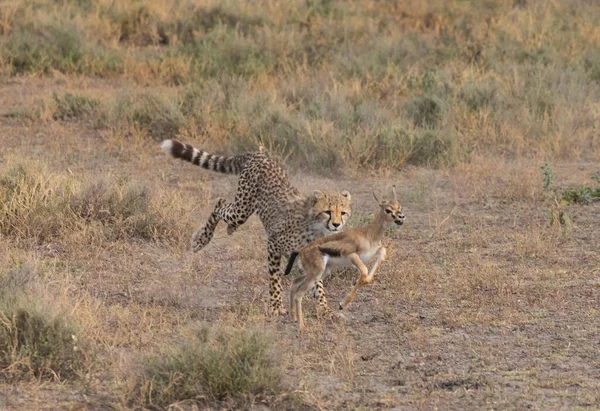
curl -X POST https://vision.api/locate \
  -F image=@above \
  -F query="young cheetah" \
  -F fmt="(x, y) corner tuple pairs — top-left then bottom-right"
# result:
(161, 139), (352, 315)
(290, 186), (405, 330)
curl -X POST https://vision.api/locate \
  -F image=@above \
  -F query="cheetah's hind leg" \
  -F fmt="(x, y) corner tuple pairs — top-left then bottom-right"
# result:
(191, 198), (225, 252)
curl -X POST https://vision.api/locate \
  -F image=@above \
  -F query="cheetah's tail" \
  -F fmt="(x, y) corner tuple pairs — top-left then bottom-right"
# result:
(160, 139), (249, 175)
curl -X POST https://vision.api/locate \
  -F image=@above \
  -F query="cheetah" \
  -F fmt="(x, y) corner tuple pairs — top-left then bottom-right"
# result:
(290, 186), (405, 330)
(161, 139), (352, 315)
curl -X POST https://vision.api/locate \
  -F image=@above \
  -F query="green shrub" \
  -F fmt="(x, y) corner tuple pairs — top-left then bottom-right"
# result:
(562, 186), (600, 205)
(583, 54), (600, 82)
(184, 28), (274, 78)
(405, 129), (457, 166)
(405, 96), (442, 128)
(145, 326), (282, 407)
(3, 22), (84, 75)
(459, 79), (501, 112)
(52, 92), (101, 121)
(0, 163), (182, 243)
(0, 266), (85, 381)
(0, 164), (73, 242)
(117, 92), (185, 140)
(70, 179), (178, 241)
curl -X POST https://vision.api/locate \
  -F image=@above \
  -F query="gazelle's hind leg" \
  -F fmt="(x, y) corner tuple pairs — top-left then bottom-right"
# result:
(290, 275), (314, 330)
(366, 247), (386, 282)
(339, 248), (386, 310)
(290, 276), (303, 322)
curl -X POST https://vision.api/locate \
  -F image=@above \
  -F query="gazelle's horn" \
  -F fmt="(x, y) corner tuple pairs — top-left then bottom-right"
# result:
(372, 191), (381, 204)
(392, 185), (397, 201)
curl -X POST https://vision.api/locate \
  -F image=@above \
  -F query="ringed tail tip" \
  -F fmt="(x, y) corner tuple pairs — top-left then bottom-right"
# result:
(160, 139), (174, 155)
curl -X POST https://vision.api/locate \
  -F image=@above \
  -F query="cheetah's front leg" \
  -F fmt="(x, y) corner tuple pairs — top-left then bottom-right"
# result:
(314, 268), (334, 318)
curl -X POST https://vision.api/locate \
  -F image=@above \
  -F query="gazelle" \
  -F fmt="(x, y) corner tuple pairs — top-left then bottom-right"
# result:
(290, 186), (405, 330)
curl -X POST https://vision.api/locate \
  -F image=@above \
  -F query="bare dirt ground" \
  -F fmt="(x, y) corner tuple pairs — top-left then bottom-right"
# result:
(1, 79), (599, 410)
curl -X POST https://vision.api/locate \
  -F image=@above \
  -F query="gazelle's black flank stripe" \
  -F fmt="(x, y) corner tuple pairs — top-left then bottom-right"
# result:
(161, 139), (249, 175)
(318, 247), (341, 257)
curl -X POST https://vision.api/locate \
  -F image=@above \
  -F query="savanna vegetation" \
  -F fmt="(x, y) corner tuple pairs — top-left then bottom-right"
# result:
(0, 0), (599, 409)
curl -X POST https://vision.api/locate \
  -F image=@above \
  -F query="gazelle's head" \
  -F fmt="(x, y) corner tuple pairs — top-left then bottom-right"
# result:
(373, 185), (405, 226)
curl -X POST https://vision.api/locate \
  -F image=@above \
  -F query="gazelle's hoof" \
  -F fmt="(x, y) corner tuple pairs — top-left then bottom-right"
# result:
(330, 311), (346, 324)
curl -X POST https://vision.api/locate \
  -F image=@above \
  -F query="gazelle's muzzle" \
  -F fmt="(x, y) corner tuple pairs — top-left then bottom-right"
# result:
(395, 214), (405, 225)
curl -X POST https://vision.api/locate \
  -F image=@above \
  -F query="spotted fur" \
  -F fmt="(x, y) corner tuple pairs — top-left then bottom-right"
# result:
(161, 139), (352, 315)
(290, 186), (405, 330)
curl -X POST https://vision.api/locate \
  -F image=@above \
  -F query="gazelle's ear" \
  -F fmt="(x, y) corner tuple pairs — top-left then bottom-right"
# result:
(340, 190), (351, 202)
(392, 185), (397, 201)
(372, 191), (381, 205)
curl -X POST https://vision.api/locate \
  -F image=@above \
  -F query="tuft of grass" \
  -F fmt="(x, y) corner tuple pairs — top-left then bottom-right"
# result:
(112, 92), (185, 140)
(2, 22), (84, 75)
(0, 161), (188, 245)
(0, 265), (86, 382)
(459, 78), (503, 112)
(71, 180), (150, 224)
(143, 325), (282, 407)
(70, 178), (184, 243)
(405, 129), (458, 166)
(52, 92), (100, 121)
(0, 163), (74, 243)
(405, 96), (442, 128)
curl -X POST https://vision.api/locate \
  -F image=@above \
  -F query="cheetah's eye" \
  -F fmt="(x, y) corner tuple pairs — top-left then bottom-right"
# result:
(341, 212), (348, 216)
(324, 210), (332, 216)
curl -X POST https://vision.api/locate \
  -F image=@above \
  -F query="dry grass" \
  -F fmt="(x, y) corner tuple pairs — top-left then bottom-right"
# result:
(0, 158), (192, 247)
(0, 0), (599, 409)
(141, 324), (283, 408)
(0, 263), (88, 382)
(1, 0), (599, 171)
(1, 116), (599, 408)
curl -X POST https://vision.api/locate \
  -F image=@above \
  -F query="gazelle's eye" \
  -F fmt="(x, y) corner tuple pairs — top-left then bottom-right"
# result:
(385, 209), (392, 214)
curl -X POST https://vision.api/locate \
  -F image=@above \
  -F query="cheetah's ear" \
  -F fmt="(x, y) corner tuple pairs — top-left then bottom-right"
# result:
(340, 190), (351, 202)
(312, 190), (326, 200)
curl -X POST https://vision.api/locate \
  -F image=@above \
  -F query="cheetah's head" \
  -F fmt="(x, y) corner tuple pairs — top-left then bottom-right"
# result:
(311, 190), (352, 233)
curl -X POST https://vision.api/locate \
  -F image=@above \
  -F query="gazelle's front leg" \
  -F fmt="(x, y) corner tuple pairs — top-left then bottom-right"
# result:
(339, 253), (369, 310)
(366, 246), (386, 283)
